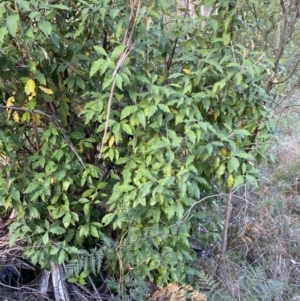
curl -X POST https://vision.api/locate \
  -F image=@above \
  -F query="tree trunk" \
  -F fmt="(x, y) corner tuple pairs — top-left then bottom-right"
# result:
(51, 262), (70, 301)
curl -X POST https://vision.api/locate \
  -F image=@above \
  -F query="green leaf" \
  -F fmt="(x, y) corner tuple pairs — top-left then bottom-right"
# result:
(115, 73), (123, 90)
(10, 187), (20, 201)
(122, 121), (134, 136)
(139, 181), (153, 198)
(111, 44), (126, 60)
(34, 70), (46, 85)
(16, 0), (31, 11)
(235, 129), (251, 136)
(6, 14), (19, 37)
(102, 213), (115, 226)
(49, 226), (66, 235)
(94, 45), (108, 56)
(58, 249), (67, 264)
(176, 202), (184, 219)
(38, 20), (52, 36)
(24, 181), (41, 194)
(102, 77), (114, 90)
(79, 224), (90, 237)
(90, 225), (99, 238)
(233, 175), (244, 188)
(167, 203), (176, 220)
(78, 198), (89, 204)
(116, 184), (135, 192)
(84, 203), (90, 216)
(158, 104), (171, 113)
(216, 163), (226, 179)
(228, 157), (239, 173)
(121, 105), (138, 119)
(43, 232), (49, 245)
(90, 58), (105, 77)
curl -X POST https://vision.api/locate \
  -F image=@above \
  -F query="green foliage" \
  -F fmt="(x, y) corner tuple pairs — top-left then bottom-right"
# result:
(0, 0), (275, 288)
(65, 248), (105, 284)
(240, 266), (283, 301)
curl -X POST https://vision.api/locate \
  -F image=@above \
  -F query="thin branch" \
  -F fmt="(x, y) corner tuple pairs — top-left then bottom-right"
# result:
(270, 57), (300, 85)
(98, 0), (142, 158)
(166, 0), (189, 71)
(221, 188), (232, 258)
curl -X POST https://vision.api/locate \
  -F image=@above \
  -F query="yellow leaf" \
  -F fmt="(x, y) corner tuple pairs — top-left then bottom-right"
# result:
(183, 68), (190, 74)
(249, 161), (254, 168)
(39, 86), (54, 95)
(13, 112), (20, 123)
(6, 96), (15, 120)
(108, 135), (115, 148)
(25, 79), (36, 96)
(79, 142), (84, 153)
(213, 110), (218, 120)
(6, 96), (15, 107)
(227, 174), (234, 187)
(220, 148), (227, 156)
(31, 113), (41, 125)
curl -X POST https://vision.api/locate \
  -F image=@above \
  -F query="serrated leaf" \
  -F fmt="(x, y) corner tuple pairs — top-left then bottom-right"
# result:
(158, 104), (171, 113)
(102, 213), (115, 226)
(34, 71), (46, 85)
(94, 45), (107, 56)
(24, 181), (40, 193)
(6, 14), (19, 37)
(139, 181), (153, 198)
(121, 123), (133, 135)
(90, 58), (104, 77)
(10, 187), (20, 201)
(116, 184), (135, 192)
(102, 77), (113, 90)
(111, 44), (126, 60)
(115, 73), (123, 90)
(25, 79), (36, 96)
(76, 77), (85, 90)
(121, 105), (138, 120)
(38, 20), (52, 36)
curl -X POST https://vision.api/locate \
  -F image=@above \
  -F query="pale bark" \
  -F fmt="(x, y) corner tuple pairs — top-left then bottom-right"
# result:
(51, 262), (70, 301)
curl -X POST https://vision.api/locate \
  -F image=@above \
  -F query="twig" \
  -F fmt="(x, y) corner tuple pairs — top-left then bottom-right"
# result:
(221, 188), (232, 258)
(88, 276), (103, 301)
(98, 0), (142, 158)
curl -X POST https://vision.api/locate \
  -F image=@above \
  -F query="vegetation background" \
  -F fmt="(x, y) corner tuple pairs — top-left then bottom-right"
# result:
(0, 0), (300, 300)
